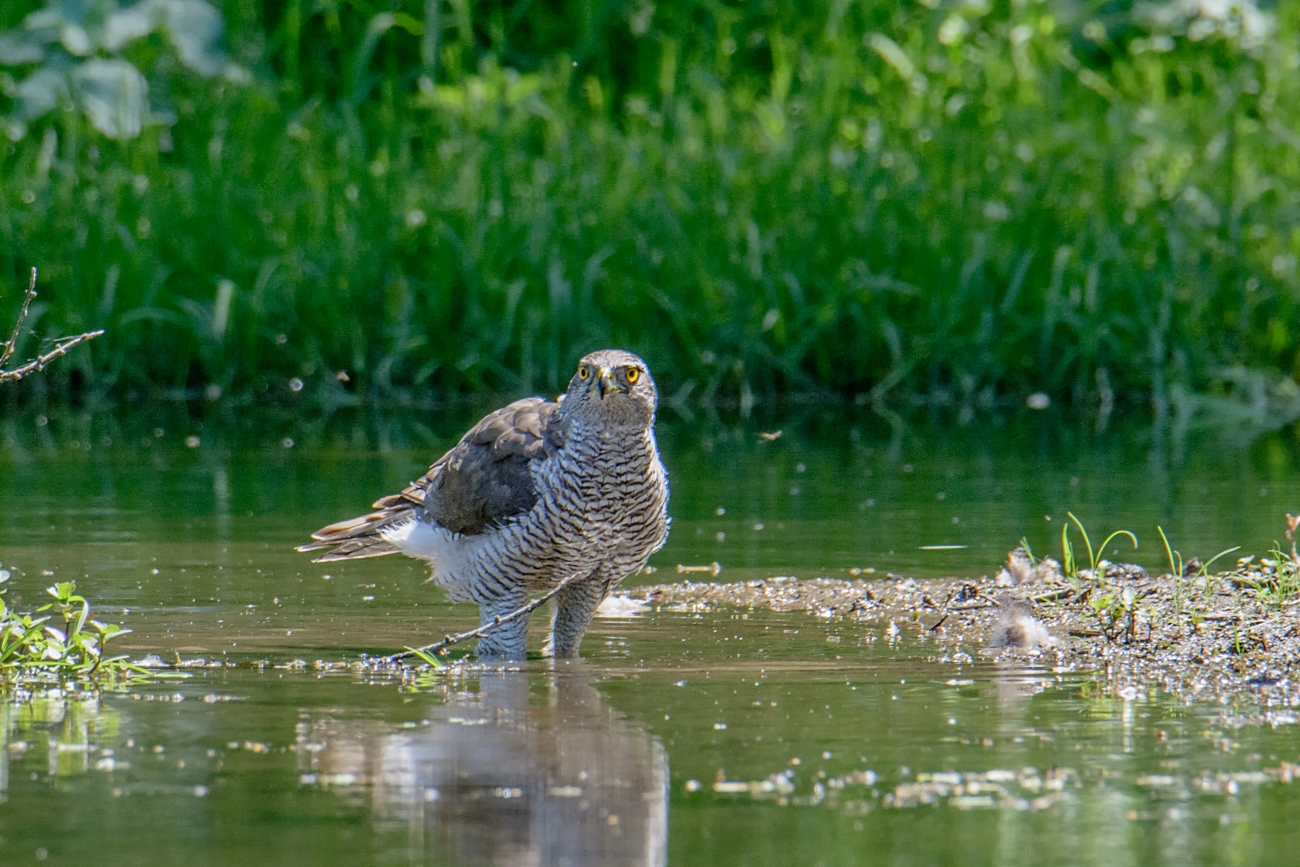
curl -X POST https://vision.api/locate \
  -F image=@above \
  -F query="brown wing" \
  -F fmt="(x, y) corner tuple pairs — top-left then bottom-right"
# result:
(297, 397), (566, 562)
(424, 396), (567, 534)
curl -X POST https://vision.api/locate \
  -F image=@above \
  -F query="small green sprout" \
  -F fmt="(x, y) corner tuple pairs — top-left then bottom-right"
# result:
(1060, 512), (1138, 582)
(405, 647), (445, 669)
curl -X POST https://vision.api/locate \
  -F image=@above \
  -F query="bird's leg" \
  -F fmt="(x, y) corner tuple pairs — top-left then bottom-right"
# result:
(551, 575), (611, 659)
(473, 586), (532, 660)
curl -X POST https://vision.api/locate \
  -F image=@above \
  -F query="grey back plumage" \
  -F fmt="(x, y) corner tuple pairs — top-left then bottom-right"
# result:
(298, 398), (567, 557)
(424, 397), (567, 535)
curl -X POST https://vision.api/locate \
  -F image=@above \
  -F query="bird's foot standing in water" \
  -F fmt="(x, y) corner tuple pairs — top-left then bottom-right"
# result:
(550, 578), (610, 659)
(472, 590), (531, 660)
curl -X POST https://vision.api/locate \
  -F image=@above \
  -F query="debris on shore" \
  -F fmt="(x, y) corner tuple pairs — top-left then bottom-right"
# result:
(994, 547), (1061, 587)
(986, 598), (1058, 650)
(629, 545), (1300, 715)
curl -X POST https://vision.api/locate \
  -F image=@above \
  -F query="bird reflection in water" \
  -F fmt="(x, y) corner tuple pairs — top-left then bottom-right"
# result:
(298, 668), (667, 866)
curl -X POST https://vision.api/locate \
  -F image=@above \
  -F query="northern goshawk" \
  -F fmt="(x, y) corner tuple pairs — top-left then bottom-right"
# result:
(297, 349), (670, 659)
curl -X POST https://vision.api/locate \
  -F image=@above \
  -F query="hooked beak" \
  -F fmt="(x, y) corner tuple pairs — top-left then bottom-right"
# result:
(589, 367), (620, 399)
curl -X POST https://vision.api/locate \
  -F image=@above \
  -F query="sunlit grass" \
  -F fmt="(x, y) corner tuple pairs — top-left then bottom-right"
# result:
(1, 0), (1298, 407)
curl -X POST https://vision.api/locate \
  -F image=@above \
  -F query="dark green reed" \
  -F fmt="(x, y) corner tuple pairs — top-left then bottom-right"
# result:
(1, 0), (1297, 407)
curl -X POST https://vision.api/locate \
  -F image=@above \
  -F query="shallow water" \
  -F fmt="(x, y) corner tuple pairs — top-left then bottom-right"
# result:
(2, 404), (1300, 865)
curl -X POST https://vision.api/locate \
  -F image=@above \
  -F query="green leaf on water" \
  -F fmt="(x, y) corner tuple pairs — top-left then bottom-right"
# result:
(405, 647), (444, 668)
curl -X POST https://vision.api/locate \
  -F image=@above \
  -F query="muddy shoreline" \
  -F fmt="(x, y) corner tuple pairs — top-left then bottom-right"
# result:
(628, 555), (1300, 723)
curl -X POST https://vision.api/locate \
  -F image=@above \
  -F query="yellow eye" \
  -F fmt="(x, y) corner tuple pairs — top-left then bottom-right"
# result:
(625, 367), (640, 384)
(577, 365), (590, 380)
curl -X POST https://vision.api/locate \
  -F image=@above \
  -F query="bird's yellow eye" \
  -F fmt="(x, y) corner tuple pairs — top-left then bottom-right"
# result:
(625, 367), (640, 384)
(578, 365), (591, 380)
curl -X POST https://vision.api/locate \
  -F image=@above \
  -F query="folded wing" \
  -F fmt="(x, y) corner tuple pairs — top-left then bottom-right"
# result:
(296, 397), (566, 562)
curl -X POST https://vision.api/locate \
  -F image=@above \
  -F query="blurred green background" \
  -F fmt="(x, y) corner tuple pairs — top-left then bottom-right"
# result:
(1, 0), (1297, 412)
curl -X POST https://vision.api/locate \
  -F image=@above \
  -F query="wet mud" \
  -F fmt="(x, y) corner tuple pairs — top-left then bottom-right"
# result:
(630, 553), (1300, 723)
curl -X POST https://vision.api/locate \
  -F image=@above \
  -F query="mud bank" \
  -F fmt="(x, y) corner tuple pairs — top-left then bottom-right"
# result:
(630, 555), (1300, 722)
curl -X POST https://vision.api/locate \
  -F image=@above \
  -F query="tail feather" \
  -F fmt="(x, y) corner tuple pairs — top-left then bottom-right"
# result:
(297, 535), (400, 562)
(296, 500), (420, 562)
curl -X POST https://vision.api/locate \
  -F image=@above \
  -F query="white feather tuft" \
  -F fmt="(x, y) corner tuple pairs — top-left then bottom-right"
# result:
(379, 519), (482, 600)
(595, 595), (650, 618)
(381, 520), (452, 560)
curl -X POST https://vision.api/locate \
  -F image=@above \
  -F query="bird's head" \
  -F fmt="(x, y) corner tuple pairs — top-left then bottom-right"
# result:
(562, 349), (658, 429)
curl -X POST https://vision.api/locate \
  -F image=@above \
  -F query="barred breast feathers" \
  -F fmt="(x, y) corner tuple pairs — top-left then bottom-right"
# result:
(301, 349), (669, 599)
(384, 418), (667, 591)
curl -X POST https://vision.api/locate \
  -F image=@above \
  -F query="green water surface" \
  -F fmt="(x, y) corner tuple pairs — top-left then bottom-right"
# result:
(2, 405), (1299, 866)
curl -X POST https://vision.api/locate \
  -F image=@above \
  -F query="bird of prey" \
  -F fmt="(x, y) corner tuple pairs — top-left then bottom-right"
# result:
(298, 349), (670, 660)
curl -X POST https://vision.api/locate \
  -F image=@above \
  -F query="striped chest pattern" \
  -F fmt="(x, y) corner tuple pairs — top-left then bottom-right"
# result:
(533, 422), (669, 571)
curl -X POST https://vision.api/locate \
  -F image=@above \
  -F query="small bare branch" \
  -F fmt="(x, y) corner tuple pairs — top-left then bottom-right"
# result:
(374, 573), (581, 664)
(0, 267), (38, 370)
(0, 330), (106, 383)
(1, 267), (103, 384)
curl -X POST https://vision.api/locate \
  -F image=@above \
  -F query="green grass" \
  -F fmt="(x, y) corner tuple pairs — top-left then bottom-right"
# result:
(2, 0), (1299, 408)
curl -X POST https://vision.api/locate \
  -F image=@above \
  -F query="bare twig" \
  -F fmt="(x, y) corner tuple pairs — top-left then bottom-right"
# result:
(945, 602), (996, 612)
(0, 268), (103, 384)
(0, 268), (38, 370)
(1030, 588), (1077, 604)
(375, 573), (581, 664)
(0, 331), (105, 383)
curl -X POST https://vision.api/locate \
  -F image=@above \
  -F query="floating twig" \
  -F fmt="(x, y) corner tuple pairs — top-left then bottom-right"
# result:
(677, 562), (722, 576)
(374, 573), (582, 664)
(945, 602), (997, 612)
(0, 268), (103, 384)
(1030, 588), (1077, 604)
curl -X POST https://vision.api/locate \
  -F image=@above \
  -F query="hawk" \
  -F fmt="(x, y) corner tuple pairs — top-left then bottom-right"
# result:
(298, 349), (670, 660)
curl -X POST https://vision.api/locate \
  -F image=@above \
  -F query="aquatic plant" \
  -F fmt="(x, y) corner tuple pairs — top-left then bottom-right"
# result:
(1240, 552), (1300, 611)
(1086, 583), (1142, 645)
(0, 570), (136, 683)
(1157, 526), (1188, 634)
(1059, 512), (1138, 584)
(1227, 518), (1300, 611)
(1157, 526), (1239, 636)
(1054, 514), (1142, 642)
